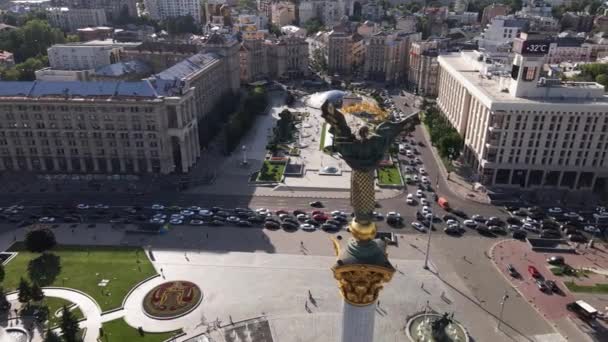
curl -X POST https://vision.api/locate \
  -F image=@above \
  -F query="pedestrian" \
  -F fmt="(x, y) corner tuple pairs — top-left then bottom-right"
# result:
(377, 300), (380, 307)
(206, 233), (209, 239)
(300, 241), (304, 248)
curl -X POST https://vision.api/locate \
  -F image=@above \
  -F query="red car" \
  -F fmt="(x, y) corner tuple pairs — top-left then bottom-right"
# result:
(312, 214), (328, 222)
(312, 210), (325, 216)
(528, 265), (541, 278)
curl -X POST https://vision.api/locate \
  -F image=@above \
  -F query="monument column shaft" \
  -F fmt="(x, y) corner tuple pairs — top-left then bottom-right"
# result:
(350, 169), (376, 218)
(340, 300), (376, 342)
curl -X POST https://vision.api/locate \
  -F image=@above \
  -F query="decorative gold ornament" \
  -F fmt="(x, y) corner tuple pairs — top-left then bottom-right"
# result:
(333, 264), (394, 306)
(349, 220), (377, 241)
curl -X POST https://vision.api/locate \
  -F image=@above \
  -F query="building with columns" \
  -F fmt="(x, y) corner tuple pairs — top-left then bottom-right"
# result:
(0, 80), (199, 174)
(436, 33), (608, 193)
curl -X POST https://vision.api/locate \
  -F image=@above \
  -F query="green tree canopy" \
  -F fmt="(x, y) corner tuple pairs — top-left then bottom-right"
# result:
(60, 305), (80, 342)
(43, 329), (62, 342)
(303, 18), (323, 35)
(25, 228), (57, 253)
(0, 19), (64, 63)
(17, 278), (31, 304)
(30, 282), (45, 302)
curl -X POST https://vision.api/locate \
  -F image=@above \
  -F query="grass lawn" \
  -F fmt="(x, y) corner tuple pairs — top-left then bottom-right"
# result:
(319, 122), (327, 151)
(3, 244), (156, 311)
(377, 165), (403, 186)
(44, 297), (85, 328)
(101, 318), (182, 342)
(564, 281), (608, 294)
(257, 161), (286, 182)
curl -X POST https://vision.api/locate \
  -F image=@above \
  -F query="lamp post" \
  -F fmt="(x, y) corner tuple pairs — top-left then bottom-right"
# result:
(497, 291), (509, 330)
(423, 212), (433, 270)
(241, 145), (247, 165)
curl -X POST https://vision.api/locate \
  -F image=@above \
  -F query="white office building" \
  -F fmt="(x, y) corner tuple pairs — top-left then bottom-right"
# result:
(478, 16), (529, 52)
(436, 33), (608, 193)
(47, 40), (139, 71)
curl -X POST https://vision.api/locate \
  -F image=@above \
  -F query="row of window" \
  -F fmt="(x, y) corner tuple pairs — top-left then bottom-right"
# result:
(0, 139), (159, 148)
(1, 122), (158, 131)
(0, 105), (155, 114)
(2, 147), (160, 158)
(0, 131), (157, 139)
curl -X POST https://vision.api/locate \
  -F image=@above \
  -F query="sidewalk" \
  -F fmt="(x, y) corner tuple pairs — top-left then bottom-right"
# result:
(418, 124), (491, 204)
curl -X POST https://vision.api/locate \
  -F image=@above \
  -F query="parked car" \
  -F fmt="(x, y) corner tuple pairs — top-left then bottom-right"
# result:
(528, 265), (542, 278)
(444, 226), (461, 235)
(452, 209), (468, 219)
(506, 217), (522, 225)
(411, 222), (426, 232)
(472, 215), (486, 222)
(264, 221), (280, 229)
(281, 222), (298, 230)
(536, 279), (549, 292)
(463, 220), (477, 228)
(300, 223), (316, 231)
(321, 223), (339, 231)
(545, 280), (559, 292)
(507, 264), (519, 277)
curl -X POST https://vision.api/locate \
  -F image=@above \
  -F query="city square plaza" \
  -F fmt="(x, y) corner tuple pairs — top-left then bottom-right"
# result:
(0, 223), (566, 342)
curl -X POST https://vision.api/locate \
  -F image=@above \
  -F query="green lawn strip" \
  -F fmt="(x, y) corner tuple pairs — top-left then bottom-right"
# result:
(257, 161), (286, 182)
(319, 122), (327, 150)
(101, 318), (182, 342)
(564, 281), (608, 294)
(44, 297), (85, 328)
(3, 244), (156, 312)
(377, 165), (403, 186)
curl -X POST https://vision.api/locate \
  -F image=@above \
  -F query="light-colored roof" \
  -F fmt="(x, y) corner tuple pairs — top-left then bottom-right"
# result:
(0, 80), (159, 99)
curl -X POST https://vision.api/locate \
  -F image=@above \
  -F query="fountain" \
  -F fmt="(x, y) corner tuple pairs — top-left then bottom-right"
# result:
(406, 311), (469, 342)
(0, 326), (30, 342)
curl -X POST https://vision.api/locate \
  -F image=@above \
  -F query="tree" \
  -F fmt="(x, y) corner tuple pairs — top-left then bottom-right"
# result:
(0, 287), (10, 311)
(596, 74), (608, 89)
(311, 48), (327, 73)
(268, 24), (282, 37)
(25, 228), (56, 253)
(60, 305), (80, 342)
(18, 278), (31, 304)
(30, 282), (45, 302)
(302, 18), (323, 35)
(43, 329), (62, 342)
(16, 56), (47, 81)
(438, 133), (464, 160)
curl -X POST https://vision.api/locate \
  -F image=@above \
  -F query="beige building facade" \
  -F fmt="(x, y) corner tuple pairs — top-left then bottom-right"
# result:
(0, 81), (199, 174)
(408, 40), (440, 96)
(437, 37), (608, 192)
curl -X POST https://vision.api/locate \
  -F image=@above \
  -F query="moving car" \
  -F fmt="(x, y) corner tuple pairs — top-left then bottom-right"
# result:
(411, 222), (426, 232)
(309, 201), (323, 208)
(566, 300), (598, 320)
(438, 197), (450, 210)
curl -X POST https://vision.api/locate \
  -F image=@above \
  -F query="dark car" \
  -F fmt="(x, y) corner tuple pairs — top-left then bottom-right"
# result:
(505, 205), (520, 212)
(293, 210), (306, 216)
(236, 220), (252, 227)
(321, 223), (339, 231)
(544, 280), (559, 292)
(536, 279), (549, 292)
(452, 209), (468, 219)
(387, 216), (403, 226)
(512, 229), (527, 240)
(281, 222), (298, 230)
(443, 214), (458, 222)
(507, 264), (519, 277)
(309, 201), (323, 208)
(568, 234), (587, 243)
(304, 219), (319, 227)
(209, 220), (224, 226)
(547, 255), (565, 265)
(476, 225), (495, 236)
(247, 215), (265, 223)
(489, 226), (507, 235)
(540, 230), (561, 239)
(416, 211), (425, 221)
(506, 217), (522, 225)
(264, 221), (280, 230)
(326, 219), (341, 226)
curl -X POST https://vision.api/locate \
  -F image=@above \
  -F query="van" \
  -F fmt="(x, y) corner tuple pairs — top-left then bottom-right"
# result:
(438, 197), (450, 210)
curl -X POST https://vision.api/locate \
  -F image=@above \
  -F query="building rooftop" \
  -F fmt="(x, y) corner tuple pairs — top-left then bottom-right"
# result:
(151, 52), (220, 96)
(438, 51), (608, 108)
(95, 60), (151, 77)
(0, 80), (161, 100)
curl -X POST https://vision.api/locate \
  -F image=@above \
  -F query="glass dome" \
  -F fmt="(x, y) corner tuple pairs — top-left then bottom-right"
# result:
(307, 90), (346, 109)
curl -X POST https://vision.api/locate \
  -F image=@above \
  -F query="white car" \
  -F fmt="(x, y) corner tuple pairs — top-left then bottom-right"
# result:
(169, 219), (183, 225)
(189, 219), (205, 226)
(548, 207), (562, 214)
(151, 204), (165, 210)
(199, 210), (213, 217)
(416, 190), (424, 198)
(413, 175), (419, 182)
(420, 198), (429, 206)
(387, 212), (401, 218)
(446, 219), (458, 226)
(300, 223), (316, 231)
(76, 204), (89, 210)
(421, 176), (429, 184)
(149, 218), (165, 224)
(406, 194), (416, 205)
(422, 205), (431, 214)
(226, 216), (240, 223)
(411, 222), (427, 232)
(419, 168), (426, 175)
(153, 213), (167, 219)
(256, 208), (270, 215)
(180, 210), (195, 216)
(39, 217), (55, 223)
(170, 214), (184, 220)
(463, 220), (477, 228)
(297, 213), (309, 221)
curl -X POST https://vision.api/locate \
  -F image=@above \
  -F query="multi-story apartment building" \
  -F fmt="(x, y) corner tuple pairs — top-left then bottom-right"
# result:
(326, 29), (355, 75)
(436, 33), (608, 193)
(240, 38), (268, 83)
(266, 35), (310, 79)
(0, 80), (199, 174)
(121, 42), (200, 73)
(364, 31), (420, 84)
(547, 36), (591, 64)
(144, 0), (203, 23)
(46, 7), (107, 32)
(271, 1), (296, 26)
(408, 40), (443, 96)
(47, 41), (134, 70)
(560, 12), (594, 33)
(50, 0), (138, 21)
(478, 16), (529, 52)
(77, 26), (113, 41)
(481, 3), (510, 27)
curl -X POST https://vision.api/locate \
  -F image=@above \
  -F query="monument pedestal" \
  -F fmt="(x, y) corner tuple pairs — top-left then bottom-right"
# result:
(340, 300), (376, 342)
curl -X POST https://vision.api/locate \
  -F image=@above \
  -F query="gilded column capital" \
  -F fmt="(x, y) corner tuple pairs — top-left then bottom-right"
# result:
(332, 264), (395, 306)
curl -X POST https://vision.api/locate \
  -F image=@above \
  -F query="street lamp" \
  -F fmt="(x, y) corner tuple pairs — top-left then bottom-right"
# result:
(423, 212), (433, 270)
(241, 145), (247, 165)
(497, 291), (509, 330)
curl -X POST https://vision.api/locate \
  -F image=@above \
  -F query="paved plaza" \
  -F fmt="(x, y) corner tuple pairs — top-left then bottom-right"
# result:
(0, 223), (569, 342)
